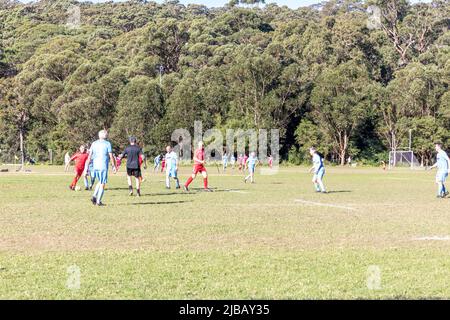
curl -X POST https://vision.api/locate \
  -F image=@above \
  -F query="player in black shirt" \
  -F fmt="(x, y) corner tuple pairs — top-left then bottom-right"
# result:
(120, 136), (143, 197)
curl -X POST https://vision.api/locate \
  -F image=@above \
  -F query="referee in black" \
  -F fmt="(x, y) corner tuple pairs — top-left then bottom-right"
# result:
(120, 136), (143, 197)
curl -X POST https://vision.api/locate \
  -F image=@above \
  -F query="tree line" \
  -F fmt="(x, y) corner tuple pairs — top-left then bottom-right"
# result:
(0, 0), (449, 165)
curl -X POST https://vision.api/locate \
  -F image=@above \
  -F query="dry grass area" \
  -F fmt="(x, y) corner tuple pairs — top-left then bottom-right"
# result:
(1, 165), (450, 299)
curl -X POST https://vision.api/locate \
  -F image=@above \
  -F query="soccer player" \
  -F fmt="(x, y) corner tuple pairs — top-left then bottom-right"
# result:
(244, 151), (259, 183)
(268, 154), (273, 169)
(161, 154), (166, 172)
(308, 147), (326, 193)
(64, 152), (71, 167)
(82, 144), (96, 189)
(237, 154), (243, 171)
(115, 153), (122, 170)
(222, 151), (228, 173)
(165, 145), (180, 189)
(347, 156), (352, 166)
(183, 141), (212, 192)
(153, 154), (161, 172)
(121, 136), (143, 197)
(85, 130), (117, 206)
(230, 154), (236, 170)
(65, 145), (89, 190)
(139, 153), (147, 183)
(428, 143), (450, 198)
(86, 157), (96, 189)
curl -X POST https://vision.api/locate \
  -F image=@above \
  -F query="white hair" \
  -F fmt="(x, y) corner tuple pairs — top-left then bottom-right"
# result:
(98, 130), (108, 140)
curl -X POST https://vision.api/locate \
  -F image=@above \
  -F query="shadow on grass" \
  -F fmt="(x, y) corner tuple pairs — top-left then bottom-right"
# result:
(117, 200), (193, 206)
(130, 200), (193, 205)
(142, 192), (197, 196)
(326, 190), (352, 194)
(190, 187), (219, 190)
(189, 187), (246, 193)
(210, 188), (246, 193)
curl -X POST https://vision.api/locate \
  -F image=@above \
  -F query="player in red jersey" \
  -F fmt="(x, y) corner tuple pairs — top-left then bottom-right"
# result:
(183, 141), (212, 192)
(138, 152), (147, 182)
(65, 145), (89, 190)
(115, 154), (122, 170)
(161, 154), (166, 173)
(268, 154), (273, 169)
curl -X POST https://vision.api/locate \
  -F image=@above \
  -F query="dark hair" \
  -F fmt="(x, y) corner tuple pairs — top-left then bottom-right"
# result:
(129, 136), (137, 143)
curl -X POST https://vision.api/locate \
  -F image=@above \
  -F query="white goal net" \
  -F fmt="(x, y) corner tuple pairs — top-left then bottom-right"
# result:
(388, 150), (420, 169)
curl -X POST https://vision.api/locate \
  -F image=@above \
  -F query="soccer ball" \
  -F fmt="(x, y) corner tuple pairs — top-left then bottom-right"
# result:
(74, 186), (81, 191)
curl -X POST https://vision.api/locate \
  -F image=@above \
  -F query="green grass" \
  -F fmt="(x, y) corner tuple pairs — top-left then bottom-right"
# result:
(1, 165), (450, 299)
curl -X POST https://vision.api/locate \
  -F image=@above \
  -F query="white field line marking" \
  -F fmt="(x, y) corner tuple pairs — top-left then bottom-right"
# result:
(294, 199), (356, 211)
(413, 236), (450, 241)
(375, 177), (432, 182)
(226, 190), (249, 194)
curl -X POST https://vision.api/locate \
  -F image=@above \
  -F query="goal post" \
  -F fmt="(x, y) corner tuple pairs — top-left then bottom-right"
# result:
(388, 150), (420, 169)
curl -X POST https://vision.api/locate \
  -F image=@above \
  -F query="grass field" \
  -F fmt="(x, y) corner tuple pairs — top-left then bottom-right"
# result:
(1, 164), (450, 299)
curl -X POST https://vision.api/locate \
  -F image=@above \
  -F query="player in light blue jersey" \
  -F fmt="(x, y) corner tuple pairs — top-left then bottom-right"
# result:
(429, 143), (450, 198)
(309, 147), (326, 193)
(222, 151), (228, 173)
(83, 143), (96, 189)
(85, 130), (117, 206)
(85, 150), (96, 190)
(154, 154), (161, 172)
(244, 152), (259, 183)
(230, 154), (236, 170)
(165, 145), (180, 189)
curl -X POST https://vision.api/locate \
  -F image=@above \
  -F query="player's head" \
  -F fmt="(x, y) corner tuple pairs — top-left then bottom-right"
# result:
(129, 136), (136, 145)
(250, 151), (256, 157)
(166, 145), (172, 153)
(309, 147), (316, 156)
(98, 129), (108, 140)
(435, 143), (442, 151)
(79, 145), (86, 153)
(198, 141), (204, 149)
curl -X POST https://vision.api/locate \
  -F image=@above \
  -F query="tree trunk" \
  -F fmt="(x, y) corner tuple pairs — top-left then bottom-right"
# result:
(340, 148), (346, 166)
(19, 128), (24, 171)
(339, 133), (348, 166)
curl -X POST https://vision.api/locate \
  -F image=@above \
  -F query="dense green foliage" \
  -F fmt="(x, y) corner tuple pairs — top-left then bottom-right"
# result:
(0, 0), (449, 164)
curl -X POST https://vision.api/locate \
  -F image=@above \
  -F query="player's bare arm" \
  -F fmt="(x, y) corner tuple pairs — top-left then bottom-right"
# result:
(109, 153), (117, 173)
(65, 155), (75, 171)
(193, 156), (204, 164)
(85, 150), (93, 170)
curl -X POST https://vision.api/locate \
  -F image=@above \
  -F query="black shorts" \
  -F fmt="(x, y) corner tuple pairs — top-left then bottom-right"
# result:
(127, 168), (141, 178)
